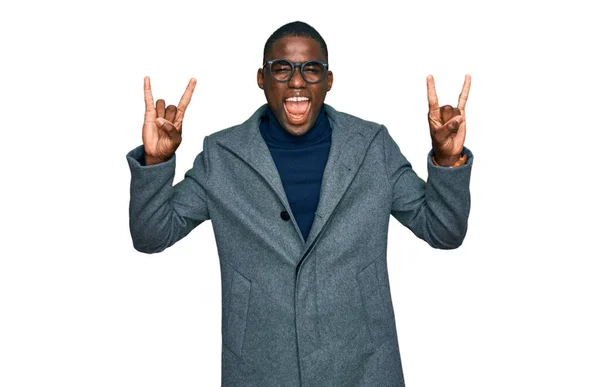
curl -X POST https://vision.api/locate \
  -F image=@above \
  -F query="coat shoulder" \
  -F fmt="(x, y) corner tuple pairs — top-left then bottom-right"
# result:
(324, 105), (384, 139)
(204, 105), (268, 146)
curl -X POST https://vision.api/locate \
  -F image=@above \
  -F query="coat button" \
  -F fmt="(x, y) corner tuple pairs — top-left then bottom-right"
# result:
(280, 211), (290, 221)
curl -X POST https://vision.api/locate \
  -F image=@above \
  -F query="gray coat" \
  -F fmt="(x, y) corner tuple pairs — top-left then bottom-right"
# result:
(126, 104), (473, 386)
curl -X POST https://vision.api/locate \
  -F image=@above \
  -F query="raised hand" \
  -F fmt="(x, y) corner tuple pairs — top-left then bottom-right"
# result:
(427, 74), (471, 167)
(142, 76), (197, 165)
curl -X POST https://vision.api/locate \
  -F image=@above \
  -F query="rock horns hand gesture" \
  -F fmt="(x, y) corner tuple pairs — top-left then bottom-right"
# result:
(142, 76), (197, 166)
(427, 74), (471, 167)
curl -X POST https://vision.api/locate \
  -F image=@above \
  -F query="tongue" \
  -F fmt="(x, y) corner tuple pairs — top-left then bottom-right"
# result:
(285, 101), (310, 115)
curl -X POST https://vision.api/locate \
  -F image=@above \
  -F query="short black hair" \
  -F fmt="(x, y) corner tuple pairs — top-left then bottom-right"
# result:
(263, 21), (328, 63)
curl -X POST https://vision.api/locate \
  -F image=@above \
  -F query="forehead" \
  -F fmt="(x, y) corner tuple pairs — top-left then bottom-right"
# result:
(267, 36), (325, 62)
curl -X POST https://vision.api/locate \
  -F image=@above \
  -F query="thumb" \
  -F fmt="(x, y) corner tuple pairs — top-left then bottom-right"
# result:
(156, 118), (178, 137)
(447, 116), (463, 131)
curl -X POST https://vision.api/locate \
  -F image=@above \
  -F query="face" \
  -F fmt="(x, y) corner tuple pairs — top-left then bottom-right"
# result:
(257, 36), (333, 136)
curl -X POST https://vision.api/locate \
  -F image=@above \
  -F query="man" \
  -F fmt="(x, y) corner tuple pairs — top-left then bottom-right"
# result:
(127, 21), (472, 386)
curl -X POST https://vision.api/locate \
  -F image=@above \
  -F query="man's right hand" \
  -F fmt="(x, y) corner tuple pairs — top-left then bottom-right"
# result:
(142, 76), (197, 165)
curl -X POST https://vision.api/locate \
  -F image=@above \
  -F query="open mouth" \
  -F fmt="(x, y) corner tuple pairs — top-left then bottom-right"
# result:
(284, 96), (311, 125)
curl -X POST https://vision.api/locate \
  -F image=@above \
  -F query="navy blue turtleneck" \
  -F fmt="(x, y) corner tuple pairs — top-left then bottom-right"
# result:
(259, 107), (332, 242)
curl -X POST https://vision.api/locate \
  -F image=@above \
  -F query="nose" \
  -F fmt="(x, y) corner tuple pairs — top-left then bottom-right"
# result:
(287, 65), (306, 88)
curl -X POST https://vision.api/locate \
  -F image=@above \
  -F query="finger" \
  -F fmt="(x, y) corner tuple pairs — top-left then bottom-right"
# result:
(433, 116), (464, 142)
(173, 120), (183, 132)
(427, 75), (439, 113)
(175, 78), (197, 123)
(156, 118), (178, 137)
(144, 76), (155, 113)
(441, 105), (454, 124)
(156, 99), (166, 118)
(165, 105), (177, 123)
(457, 74), (471, 111)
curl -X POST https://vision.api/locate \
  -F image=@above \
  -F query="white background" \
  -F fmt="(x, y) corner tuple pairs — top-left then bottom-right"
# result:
(1, 0), (599, 386)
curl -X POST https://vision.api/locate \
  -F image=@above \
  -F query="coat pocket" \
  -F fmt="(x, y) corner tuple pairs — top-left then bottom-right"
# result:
(356, 253), (395, 349)
(224, 267), (252, 358)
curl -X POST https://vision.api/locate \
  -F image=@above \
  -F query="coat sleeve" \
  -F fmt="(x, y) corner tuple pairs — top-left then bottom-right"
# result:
(381, 125), (473, 249)
(126, 137), (211, 253)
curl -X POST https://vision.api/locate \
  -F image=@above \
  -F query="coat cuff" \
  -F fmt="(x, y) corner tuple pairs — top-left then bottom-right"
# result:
(126, 145), (177, 185)
(426, 146), (473, 190)
(428, 146), (473, 169)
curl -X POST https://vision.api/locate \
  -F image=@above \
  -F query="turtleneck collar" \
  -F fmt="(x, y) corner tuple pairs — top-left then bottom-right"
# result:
(260, 105), (331, 148)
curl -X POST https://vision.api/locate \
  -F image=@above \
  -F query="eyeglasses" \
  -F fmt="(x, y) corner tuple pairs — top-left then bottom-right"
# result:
(262, 59), (329, 84)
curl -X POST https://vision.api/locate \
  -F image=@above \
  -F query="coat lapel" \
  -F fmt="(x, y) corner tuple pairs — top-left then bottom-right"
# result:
(302, 105), (376, 252)
(215, 105), (306, 243)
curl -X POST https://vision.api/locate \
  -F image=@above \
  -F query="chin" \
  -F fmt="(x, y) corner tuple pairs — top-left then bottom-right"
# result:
(283, 124), (311, 136)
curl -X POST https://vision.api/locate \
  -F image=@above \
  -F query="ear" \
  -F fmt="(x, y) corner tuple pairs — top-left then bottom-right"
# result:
(257, 68), (265, 89)
(326, 71), (333, 92)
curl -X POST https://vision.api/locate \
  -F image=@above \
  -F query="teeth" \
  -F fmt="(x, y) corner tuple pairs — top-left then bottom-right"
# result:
(285, 97), (309, 102)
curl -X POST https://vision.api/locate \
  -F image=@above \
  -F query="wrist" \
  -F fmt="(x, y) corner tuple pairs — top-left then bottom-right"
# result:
(144, 153), (171, 166)
(432, 153), (466, 168)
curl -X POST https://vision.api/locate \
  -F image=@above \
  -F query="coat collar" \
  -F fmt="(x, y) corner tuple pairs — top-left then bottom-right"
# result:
(215, 104), (382, 256)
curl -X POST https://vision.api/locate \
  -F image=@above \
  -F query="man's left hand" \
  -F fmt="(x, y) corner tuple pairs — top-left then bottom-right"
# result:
(427, 74), (471, 167)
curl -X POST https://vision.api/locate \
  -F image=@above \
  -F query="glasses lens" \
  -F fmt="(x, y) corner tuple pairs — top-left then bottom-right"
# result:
(302, 61), (325, 83)
(270, 60), (293, 81)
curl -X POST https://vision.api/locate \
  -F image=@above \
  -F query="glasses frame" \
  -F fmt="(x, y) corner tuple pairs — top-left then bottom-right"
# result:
(262, 59), (329, 84)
